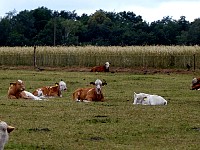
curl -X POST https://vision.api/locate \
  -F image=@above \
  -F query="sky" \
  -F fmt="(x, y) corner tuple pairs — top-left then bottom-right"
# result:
(0, 0), (200, 23)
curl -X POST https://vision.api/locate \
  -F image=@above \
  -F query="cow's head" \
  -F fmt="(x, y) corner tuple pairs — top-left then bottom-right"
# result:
(0, 121), (15, 134)
(56, 80), (67, 91)
(191, 78), (200, 90)
(104, 62), (110, 69)
(192, 78), (198, 85)
(0, 120), (15, 149)
(10, 80), (25, 92)
(133, 92), (148, 104)
(90, 79), (107, 94)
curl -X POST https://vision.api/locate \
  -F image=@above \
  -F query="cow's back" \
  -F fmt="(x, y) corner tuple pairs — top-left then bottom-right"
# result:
(32, 86), (49, 96)
(148, 95), (167, 105)
(73, 88), (92, 101)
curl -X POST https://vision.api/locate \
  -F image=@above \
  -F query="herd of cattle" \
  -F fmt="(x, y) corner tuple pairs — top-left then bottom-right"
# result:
(1, 62), (200, 149)
(6, 61), (200, 104)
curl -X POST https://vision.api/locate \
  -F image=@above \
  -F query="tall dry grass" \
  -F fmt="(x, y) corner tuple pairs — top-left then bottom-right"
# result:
(0, 46), (199, 68)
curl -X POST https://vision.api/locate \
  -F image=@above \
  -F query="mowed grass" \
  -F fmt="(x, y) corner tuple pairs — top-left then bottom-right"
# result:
(0, 69), (199, 150)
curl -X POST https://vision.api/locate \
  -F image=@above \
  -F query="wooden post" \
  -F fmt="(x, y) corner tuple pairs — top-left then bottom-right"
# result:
(193, 54), (196, 71)
(34, 46), (36, 68)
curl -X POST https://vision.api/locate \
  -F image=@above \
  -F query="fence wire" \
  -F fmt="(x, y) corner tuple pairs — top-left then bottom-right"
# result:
(0, 53), (198, 69)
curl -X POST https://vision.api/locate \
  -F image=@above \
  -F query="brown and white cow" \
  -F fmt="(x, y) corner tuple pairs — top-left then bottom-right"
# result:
(191, 77), (200, 90)
(7, 80), (42, 100)
(90, 62), (110, 72)
(73, 79), (107, 102)
(32, 80), (67, 98)
(0, 121), (15, 150)
(8, 80), (28, 99)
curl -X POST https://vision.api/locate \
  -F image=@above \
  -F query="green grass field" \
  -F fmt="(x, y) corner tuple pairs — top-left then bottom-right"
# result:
(0, 69), (200, 150)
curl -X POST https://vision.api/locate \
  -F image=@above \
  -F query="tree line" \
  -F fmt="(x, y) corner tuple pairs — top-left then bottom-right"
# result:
(0, 7), (200, 46)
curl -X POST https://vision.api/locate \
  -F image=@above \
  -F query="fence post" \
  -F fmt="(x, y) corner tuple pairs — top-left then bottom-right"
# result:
(193, 54), (196, 71)
(34, 46), (37, 68)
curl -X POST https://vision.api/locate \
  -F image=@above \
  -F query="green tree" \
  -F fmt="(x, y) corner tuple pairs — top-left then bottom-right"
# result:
(187, 18), (200, 45)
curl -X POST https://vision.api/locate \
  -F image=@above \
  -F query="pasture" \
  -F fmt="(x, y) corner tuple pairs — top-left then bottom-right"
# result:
(0, 69), (199, 150)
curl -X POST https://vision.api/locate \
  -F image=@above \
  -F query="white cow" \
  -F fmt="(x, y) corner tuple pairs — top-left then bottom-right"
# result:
(23, 91), (43, 100)
(133, 92), (167, 105)
(0, 121), (15, 150)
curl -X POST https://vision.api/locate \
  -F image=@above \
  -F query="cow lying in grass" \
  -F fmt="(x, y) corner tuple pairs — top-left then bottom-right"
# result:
(8, 80), (26, 99)
(7, 80), (42, 100)
(133, 92), (167, 105)
(191, 77), (200, 90)
(90, 62), (110, 72)
(0, 121), (15, 150)
(73, 79), (107, 102)
(32, 80), (67, 98)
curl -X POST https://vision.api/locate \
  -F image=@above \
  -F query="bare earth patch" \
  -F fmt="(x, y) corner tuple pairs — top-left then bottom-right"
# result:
(0, 65), (197, 75)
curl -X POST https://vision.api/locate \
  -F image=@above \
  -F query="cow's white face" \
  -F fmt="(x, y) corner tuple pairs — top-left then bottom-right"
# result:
(0, 121), (15, 149)
(59, 81), (67, 91)
(105, 62), (110, 69)
(95, 79), (102, 94)
(133, 93), (148, 104)
(192, 78), (197, 85)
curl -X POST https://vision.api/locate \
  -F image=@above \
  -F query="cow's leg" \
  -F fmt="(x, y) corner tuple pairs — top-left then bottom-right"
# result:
(83, 99), (91, 103)
(8, 95), (18, 99)
(73, 90), (82, 102)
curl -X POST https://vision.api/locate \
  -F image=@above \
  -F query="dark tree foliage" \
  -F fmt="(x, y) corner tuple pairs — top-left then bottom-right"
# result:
(0, 7), (199, 46)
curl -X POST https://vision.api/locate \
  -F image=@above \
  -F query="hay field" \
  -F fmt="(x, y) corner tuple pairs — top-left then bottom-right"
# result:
(0, 69), (199, 150)
(0, 46), (200, 69)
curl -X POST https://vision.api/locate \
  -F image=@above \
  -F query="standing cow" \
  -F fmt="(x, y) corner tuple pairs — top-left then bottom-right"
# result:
(133, 92), (167, 105)
(73, 79), (107, 102)
(90, 62), (110, 72)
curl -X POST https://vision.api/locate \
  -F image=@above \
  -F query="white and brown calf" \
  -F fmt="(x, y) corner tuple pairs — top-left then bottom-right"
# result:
(32, 80), (67, 98)
(73, 79), (107, 102)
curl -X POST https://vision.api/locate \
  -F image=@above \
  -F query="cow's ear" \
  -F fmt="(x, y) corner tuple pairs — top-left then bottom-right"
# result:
(10, 82), (15, 86)
(102, 82), (107, 86)
(55, 83), (59, 86)
(102, 79), (107, 86)
(90, 82), (95, 85)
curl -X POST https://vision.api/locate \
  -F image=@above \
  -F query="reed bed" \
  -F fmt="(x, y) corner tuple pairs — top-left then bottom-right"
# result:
(0, 46), (199, 69)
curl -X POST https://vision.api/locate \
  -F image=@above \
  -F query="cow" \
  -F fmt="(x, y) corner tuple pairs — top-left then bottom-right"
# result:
(22, 91), (42, 100)
(133, 92), (167, 105)
(0, 121), (15, 150)
(8, 80), (28, 99)
(191, 77), (200, 90)
(32, 80), (67, 98)
(7, 80), (42, 100)
(73, 79), (107, 102)
(90, 62), (110, 72)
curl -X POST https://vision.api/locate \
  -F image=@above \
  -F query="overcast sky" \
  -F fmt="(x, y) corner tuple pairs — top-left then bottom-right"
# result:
(0, 0), (200, 23)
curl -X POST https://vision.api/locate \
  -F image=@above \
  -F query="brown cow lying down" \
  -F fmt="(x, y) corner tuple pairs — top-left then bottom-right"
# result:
(32, 80), (67, 98)
(0, 120), (15, 150)
(73, 79), (107, 102)
(7, 80), (42, 100)
(191, 77), (200, 90)
(8, 80), (30, 99)
(90, 62), (110, 72)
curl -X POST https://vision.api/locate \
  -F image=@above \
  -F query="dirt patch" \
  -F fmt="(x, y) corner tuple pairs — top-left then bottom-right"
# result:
(0, 65), (197, 75)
